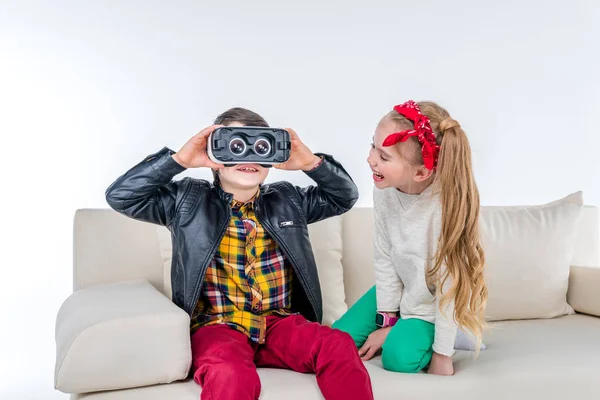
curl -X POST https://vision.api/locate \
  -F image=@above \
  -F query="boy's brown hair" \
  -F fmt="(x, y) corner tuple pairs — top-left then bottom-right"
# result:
(214, 107), (269, 128)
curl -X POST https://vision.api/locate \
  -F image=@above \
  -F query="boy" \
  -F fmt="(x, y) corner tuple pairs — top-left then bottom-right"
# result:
(105, 107), (373, 400)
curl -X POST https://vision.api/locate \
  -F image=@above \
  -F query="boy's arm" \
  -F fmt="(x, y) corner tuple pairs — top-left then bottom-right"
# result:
(106, 125), (222, 226)
(105, 147), (187, 227)
(294, 153), (359, 224)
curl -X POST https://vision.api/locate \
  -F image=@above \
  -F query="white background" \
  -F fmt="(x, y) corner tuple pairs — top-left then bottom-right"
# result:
(1, 1), (599, 398)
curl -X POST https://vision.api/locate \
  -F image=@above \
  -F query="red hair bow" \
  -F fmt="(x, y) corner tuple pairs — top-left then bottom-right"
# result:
(382, 100), (440, 170)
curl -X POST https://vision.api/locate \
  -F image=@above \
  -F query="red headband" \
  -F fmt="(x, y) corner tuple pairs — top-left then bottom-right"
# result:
(382, 100), (440, 170)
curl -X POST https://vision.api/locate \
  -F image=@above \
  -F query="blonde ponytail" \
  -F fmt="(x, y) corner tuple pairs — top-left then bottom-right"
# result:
(430, 115), (487, 351)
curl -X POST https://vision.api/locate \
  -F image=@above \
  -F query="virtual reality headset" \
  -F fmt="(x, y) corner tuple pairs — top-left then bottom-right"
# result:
(207, 126), (291, 166)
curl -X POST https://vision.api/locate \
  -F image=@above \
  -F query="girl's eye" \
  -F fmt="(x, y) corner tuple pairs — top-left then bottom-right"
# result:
(371, 143), (388, 161)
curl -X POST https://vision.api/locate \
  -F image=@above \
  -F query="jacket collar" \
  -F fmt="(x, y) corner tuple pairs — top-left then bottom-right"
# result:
(211, 180), (272, 204)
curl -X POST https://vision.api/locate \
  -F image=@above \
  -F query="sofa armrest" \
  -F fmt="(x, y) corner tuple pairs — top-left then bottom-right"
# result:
(55, 279), (191, 394)
(568, 266), (600, 317)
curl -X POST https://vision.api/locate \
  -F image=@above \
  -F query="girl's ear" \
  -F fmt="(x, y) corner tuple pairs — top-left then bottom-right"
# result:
(413, 165), (434, 183)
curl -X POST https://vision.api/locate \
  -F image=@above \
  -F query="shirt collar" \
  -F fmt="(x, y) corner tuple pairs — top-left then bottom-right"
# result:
(231, 190), (260, 211)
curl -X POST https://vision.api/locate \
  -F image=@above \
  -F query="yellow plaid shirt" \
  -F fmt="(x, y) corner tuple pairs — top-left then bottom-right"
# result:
(190, 193), (294, 343)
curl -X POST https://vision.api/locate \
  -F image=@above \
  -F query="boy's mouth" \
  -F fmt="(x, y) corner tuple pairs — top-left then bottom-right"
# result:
(236, 164), (261, 173)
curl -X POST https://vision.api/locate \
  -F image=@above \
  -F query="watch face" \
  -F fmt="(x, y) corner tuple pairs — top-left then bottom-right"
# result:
(375, 313), (384, 326)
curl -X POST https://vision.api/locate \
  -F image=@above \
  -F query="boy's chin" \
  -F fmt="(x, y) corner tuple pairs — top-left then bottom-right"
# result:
(241, 181), (263, 189)
(232, 177), (266, 189)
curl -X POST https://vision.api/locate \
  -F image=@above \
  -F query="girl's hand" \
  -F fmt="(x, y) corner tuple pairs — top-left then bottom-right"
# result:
(273, 128), (321, 171)
(172, 125), (225, 170)
(428, 352), (454, 376)
(358, 327), (392, 361)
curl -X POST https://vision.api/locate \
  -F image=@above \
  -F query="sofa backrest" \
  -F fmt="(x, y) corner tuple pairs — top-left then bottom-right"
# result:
(73, 209), (166, 293)
(73, 205), (599, 308)
(340, 205), (600, 307)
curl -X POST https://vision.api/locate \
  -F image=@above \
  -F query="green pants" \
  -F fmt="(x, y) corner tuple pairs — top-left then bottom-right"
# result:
(332, 285), (434, 373)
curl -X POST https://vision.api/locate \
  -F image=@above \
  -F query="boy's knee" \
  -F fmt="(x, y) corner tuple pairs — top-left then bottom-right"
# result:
(194, 359), (260, 389)
(337, 329), (359, 348)
(324, 329), (361, 359)
(381, 342), (431, 373)
(331, 322), (361, 349)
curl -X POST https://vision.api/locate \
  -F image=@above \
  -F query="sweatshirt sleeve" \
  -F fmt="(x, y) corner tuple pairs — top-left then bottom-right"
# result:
(432, 269), (458, 356)
(430, 206), (458, 356)
(373, 188), (404, 312)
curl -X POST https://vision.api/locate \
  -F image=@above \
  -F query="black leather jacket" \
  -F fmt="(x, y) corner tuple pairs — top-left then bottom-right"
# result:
(105, 147), (359, 323)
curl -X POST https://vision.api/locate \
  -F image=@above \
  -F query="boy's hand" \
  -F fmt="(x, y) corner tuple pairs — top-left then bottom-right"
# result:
(427, 352), (454, 376)
(274, 128), (321, 171)
(172, 125), (225, 169)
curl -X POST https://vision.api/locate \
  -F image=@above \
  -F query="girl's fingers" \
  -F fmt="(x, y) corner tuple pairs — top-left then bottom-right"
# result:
(358, 343), (369, 358)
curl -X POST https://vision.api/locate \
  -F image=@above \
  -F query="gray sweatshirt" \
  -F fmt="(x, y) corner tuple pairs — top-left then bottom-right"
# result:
(373, 185), (457, 356)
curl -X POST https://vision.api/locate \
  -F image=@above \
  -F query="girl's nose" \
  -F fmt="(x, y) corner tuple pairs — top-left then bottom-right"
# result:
(367, 154), (376, 168)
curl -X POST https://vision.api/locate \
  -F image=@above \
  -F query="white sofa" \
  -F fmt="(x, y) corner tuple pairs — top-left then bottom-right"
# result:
(55, 200), (600, 400)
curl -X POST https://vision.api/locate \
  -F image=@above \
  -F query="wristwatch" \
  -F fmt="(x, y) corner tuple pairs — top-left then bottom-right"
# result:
(375, 312), (399, 328)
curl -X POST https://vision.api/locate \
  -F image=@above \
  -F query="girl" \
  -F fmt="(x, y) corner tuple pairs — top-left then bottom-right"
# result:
(333, 100), (487, 376)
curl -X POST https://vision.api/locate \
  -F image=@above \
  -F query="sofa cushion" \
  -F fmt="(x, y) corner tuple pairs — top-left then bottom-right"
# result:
(55, 280), (191, 394)
(306, 216), (347, 325)
(71, 315), (600, 400)
(156, 215), (347, 326)
(568, 265), (600, 317)
(480, 192), (583, 321)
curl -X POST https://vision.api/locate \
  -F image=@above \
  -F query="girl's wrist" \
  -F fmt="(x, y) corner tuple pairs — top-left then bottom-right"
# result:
(432, 352), (452, 360)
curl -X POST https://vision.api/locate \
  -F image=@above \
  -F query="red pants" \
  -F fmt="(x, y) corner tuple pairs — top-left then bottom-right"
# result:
(191, 314), (373, 400)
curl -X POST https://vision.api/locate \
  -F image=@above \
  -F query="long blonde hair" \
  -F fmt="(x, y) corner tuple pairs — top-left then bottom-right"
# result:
(385, 101), (487, 348)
